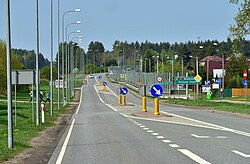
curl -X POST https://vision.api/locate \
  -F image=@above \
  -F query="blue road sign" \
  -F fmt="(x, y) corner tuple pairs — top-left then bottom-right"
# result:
(150, 84), (163, 97)
(205, 80), (211, 86)
(120, 87), (128, 95)
(98, 75), (102, 79)
(103, 81), (107, 86)
(216, 78), (222, 84)
(242, 80), (247, 85)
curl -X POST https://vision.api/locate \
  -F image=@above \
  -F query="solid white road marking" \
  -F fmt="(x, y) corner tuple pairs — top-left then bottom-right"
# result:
(216, 136), (227, 139)
(152, 133), (159, 136)
(140, 125), (146, 128)
(191, 134), (211, 139)
(169, 144), (180, 148)
(137, 124), (142, 126)
(178, 149), (211, 164)
(75, 86), (84, 115)
(147, 130), (154, 133)
(156, 136), (165, 139)
(143, 128), (149, 130)
(232, 150), (250, 158)
(56, 119), (76, 164)
(94, 85), (118, 112)
(162, 140), (171, 143)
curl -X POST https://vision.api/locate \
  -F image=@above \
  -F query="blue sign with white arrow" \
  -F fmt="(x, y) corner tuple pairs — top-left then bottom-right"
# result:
(242, 80), (248, 85)
(150, 84), (163, 97)
(120, 87), (128, 95)
(216, 78), (222, 84)
(205, 80), (211, 86)
(103, 81), (107, 86)
(98, 75), (102, 79)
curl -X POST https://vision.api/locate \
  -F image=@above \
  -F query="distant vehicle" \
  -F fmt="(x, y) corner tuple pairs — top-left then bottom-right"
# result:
(89, 74), (94, 78)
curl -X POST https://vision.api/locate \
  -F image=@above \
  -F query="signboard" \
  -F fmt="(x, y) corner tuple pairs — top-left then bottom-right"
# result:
(157, 76), (163, 82)
(212, 83), (219, 89)
(120, 74), (125, 79)
(205, 80), (211, 86)
(98, 75), (102, 79)
(120, 87), (128, 95)
(194, 74), (202, 82)
(175, 76), (201, 85)
(216, 78), (222, 84)
(150, 84), (163, 97)
(12, 70), (35, 85)
(242, 80), (247, 85)
(103, 81), (107, 86)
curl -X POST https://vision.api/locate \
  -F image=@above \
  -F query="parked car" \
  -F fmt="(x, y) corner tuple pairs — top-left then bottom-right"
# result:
(89, 74), (94, 78)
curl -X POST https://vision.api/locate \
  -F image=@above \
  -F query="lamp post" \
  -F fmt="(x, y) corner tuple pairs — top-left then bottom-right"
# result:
(156, 55), (159, 74)
(62, 9), (80, 106)
(6, 0), (13, 148)
(50, 0), (53, 115)
(144, 58), (147, 72)
(57, 0), (60, 110)
(36, 0), (40, 125)
(65, 21), (81, 102)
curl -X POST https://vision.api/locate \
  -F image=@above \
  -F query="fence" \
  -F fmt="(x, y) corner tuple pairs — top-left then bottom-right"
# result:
(108, 66), (186, 96)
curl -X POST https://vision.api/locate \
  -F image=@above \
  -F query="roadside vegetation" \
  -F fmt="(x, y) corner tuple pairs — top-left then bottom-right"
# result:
(0, 80), (68, 162)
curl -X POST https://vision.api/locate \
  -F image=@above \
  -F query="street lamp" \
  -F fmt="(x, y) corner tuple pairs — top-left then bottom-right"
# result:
(156, 55), (159, 73)
(144, 58), (147, 72)
(62, 9), (80, 105)
(66, 33), (81, 102)
(65, 21), (81, 102)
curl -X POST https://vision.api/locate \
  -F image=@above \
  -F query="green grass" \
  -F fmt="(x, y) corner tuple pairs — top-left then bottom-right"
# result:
(163, 98), (250, 115)
(0, 79), (79, 162)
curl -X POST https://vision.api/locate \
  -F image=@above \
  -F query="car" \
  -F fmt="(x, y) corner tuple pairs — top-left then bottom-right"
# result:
(89, 74), (94, 78)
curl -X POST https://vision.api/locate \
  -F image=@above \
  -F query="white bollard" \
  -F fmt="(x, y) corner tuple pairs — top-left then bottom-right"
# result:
(41, 103), (45, 123)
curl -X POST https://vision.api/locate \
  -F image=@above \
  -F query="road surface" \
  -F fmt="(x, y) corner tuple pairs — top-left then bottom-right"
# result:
(49, 75), (250, 164)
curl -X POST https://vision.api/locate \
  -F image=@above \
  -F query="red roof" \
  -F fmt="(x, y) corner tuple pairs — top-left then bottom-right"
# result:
(200, 55), (222, 62)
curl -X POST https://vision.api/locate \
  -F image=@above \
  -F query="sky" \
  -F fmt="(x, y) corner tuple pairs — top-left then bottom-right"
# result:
(0, 0), (242, 60)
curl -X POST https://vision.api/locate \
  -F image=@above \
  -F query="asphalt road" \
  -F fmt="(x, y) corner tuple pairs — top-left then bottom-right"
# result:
(49, 75), (250, 164)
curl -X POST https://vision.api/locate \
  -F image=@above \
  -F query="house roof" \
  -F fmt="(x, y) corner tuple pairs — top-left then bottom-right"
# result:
(200, 55), (222, 62)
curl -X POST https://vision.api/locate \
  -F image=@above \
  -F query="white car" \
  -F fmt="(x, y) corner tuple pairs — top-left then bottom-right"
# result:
(89, 74), (94, 78)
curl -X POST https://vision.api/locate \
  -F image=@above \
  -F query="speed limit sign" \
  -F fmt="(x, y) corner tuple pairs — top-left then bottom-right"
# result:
(157, 76), (163, 82)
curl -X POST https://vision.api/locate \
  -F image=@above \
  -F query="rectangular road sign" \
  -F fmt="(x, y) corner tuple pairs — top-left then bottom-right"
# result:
(175, 76), (201, 85)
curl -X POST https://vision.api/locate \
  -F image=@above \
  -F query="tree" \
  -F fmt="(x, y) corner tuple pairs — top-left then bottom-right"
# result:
(0, 40), (24, 94)
(40, 66), (58, 80)
(230, 0), (250, 39)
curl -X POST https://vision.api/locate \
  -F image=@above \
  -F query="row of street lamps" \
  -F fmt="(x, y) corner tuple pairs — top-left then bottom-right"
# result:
(5, 0), (82, 148)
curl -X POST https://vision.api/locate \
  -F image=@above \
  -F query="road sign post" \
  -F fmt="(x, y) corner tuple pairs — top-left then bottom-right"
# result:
(150, 84), (163, 115)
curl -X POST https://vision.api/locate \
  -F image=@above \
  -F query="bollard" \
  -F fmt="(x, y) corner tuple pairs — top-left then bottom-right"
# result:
(122, 95), (126, 105)
(142, 97), (147, 112)
(41, 103), (45, 123)
(102, 86), (106, 91)
(154, 98), (160, 115)
(118, 94), (122, 105)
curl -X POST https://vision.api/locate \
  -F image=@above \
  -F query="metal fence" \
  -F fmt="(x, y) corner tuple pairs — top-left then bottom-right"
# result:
(108, 66), (186, 96)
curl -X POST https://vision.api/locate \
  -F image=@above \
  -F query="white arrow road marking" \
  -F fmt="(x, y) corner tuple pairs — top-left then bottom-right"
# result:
(232, 150), (250, 158)
(178, 149), (211, 164)
(191, 134), (211, 139)
(153, 87), (161, 95)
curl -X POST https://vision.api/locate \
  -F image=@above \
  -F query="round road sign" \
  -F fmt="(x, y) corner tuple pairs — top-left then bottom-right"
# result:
(157, 76), (163, 82)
